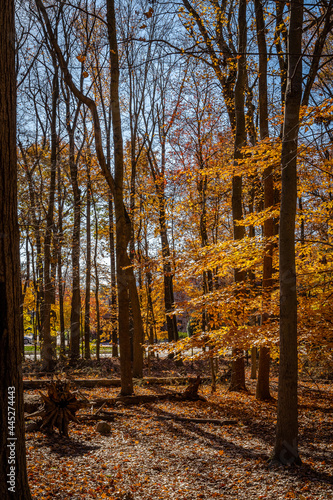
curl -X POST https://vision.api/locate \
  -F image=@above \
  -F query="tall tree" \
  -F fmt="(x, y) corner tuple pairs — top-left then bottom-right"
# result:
(84, 162), (92, 360)
(106, 0), (134, 392)
(0, 0), (32, 496)
(40, 52), (59, 371)
(272, 0), (303, 465)
(229, 0), (247, 391)
(36, 0), (135, 394)
(255, 0), (273, 401)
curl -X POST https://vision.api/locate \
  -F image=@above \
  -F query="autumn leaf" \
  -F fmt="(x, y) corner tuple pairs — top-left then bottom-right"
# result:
(143, 8), (154, 19)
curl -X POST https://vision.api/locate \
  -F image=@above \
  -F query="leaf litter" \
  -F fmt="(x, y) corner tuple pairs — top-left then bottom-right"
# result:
(25, 375), (333, 499)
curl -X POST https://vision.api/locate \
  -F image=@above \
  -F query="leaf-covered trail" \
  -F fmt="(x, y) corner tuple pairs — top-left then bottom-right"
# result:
(26, 380), (333, 499)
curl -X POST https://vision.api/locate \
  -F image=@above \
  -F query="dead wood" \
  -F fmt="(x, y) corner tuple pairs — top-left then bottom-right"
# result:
(91, 394), (173, 407)
(23, 376), (211, 390)
(29, 377), (88, 436)
(155, 416), (237, 425)
(79, 413), (116, 423)
(89, 377), (206, 407)
(25, 409), (45, 420)
(182, 375), (202, 400)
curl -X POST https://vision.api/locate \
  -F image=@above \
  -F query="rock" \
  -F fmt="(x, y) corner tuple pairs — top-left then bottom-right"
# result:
(96, 421), (111, 435)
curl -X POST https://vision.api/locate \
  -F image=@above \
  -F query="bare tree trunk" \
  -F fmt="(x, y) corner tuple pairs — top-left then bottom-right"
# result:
(127, 141), (144, 377)
(19, 144), (44, 347)
(251, 347), (257, 379)
(36, 0), (134, 393)
(157, 183), (178, 342)
(65, 95), (81, 363)
(107, 0), (133, 394)
(56, 162), (65, 357)
(0, 2), (32, 494)
(128, 270), (144, 377)
(108, 196), (118, 357)
(84, 176), (91, 360)
(69, 131), (81, 363)
(41, 64), (58, 371)
(92, 194), (101, 362)
(229, 0), (247, 392)
(272, 0), (303, 465)
(255, 0), (272, 401)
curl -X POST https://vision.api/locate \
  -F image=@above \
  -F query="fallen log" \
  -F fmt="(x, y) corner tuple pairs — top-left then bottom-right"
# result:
(155, 416), (237, 425)
(24, 392), (177, 413)
(91, 394), (174, 407)
(23, 376), (211, 390)
(79, 413), (116, 423)
(25, 389), (206, 414)
(23, 378), (122, 390)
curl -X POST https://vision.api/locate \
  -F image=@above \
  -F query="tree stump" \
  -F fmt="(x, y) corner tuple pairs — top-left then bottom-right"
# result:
(182, 375), (202, 400)
(39, 378), (87, 436)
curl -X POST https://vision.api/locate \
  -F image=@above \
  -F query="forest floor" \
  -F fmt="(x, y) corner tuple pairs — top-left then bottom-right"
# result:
(24, 358), (333, 499)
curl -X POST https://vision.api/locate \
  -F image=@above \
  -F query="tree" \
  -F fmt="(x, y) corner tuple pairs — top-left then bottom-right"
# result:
(254, 0), (273, 401)
(40, 46), (59, 372)
(0, 0), (32, 496)
(36, 0), (135, 393)
(229, 0), (247, 392)
(84, 150), (92, 360)
(272, 0), (304, 465)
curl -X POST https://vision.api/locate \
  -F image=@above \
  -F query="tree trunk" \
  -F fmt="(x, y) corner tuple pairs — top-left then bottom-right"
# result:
(67, 113), (81, 364)
(128, 269), (144, 377)
(0, 2), (32, 495)
(19, 143), (44, 348)
(251, 347), (257, 379)
(255, 0), (272, 401)
(127, 145), (144, 377)
(229, 0), (247, 392)
(84, 176), (91, 360)
(107, 0), (133, 395)
(56, 162), (65, 357)
(93, 199), (101, 362)
(272, 0), (303, 465)
(36, 0), (134, 393)
(108, 196), (118, 357)
(41, 65), (58, 371)
(157, 183), (178, 342)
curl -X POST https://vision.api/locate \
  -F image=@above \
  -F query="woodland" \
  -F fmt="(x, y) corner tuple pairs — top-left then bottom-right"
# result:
(0, 0), (333, 498)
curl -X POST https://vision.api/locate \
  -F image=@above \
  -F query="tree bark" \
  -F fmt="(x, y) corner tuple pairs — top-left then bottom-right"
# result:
(156, 180), (178, 342)
(0, 1), (32, 495)
(93, 197), (101, 362)
(251, 347), (257, 379)
(108, 196), (118, 357)
(229, 0), (247, 392)
(272, 0), (303, 465)
(128, 269), (144, 377)
(41, 63), (58, 371)
(255, 0), (272, 401)
(35, 0), (140, 393)
(68, 118), (81, 363)
(84, 175), (91, 360)
(107, 0), (133, 395)
(56, 161), (65, 357)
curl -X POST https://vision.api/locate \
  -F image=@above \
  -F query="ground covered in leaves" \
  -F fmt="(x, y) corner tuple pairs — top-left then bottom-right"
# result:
(24, 361), (333, 499)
